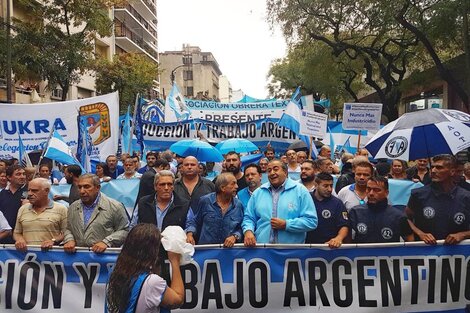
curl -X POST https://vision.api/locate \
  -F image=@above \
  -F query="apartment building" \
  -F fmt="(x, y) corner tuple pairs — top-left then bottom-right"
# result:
(159, 44), (223, 100)
(0, 0), (160, 103)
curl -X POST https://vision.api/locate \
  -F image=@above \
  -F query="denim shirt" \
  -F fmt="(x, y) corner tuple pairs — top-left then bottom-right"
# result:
(186, 192), (244, 244)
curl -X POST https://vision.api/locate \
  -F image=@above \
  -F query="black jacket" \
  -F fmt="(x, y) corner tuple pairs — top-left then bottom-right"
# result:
(137, 193), (190, 230)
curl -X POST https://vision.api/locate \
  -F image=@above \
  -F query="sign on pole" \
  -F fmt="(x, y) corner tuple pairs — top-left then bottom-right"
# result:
(299, 110), (328, 138)
(342, 103), (382, 130)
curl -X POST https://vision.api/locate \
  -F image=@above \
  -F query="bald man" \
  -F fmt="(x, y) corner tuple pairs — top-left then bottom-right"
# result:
(14, 178), (67, 251)
(173, 156), (215, 214)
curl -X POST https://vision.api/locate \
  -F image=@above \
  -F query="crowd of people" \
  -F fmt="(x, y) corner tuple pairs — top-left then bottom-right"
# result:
(0, 146), (469, 311)
(1, 147), (469, 249)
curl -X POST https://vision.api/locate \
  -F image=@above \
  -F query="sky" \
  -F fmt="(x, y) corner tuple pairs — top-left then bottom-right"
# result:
(157, 0), (287, 99)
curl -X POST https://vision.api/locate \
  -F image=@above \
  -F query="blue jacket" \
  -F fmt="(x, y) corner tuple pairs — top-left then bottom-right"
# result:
(242, 178), (317, 244)
(237, 187), (252, 209)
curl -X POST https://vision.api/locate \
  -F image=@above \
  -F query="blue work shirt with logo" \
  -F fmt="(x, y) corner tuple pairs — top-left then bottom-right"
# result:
(349, 200), (412, 243)
(306, 193), (349, 244)
(407, 184), (470, 240)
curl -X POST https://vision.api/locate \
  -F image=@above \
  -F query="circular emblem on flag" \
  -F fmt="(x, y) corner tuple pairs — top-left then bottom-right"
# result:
(384, 136), (408, 158)
(322, 210), (332, 219)
(423, 206), (435, 219)
(357, 223), (368, 234)
(454, 213), (465, 225)
(381, 227), (393, 240)
(442, 110), (470, 122)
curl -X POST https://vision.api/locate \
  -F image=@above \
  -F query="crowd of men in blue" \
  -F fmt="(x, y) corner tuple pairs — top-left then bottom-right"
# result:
(0, 144), (469, 253)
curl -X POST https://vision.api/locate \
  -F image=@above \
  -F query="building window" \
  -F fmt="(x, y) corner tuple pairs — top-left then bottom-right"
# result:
(203, 55), (208, 61)
(183, 56), (192, 64)
(186, 87), (194, 97)
(51, 87), (63, 99)
(183, 70), (193, 81)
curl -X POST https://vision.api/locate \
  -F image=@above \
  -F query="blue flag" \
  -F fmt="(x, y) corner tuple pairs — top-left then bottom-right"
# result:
(77, 116), (93, 173)
(122, 106), (131, 154)
(18, 135), (32, 167)
(343, 136), (352, 154)
(133, 97), (145, 155)
(328, 127), (335, 160)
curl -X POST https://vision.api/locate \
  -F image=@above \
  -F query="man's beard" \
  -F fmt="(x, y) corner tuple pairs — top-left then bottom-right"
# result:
(301, 175), (314, 183)
(227, 166), (240, 175)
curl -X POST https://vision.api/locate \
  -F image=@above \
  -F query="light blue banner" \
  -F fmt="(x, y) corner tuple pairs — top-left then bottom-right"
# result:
(51, 177), (421, 214)
(50, 179), (139, 217)
(1, 242), (469, 312)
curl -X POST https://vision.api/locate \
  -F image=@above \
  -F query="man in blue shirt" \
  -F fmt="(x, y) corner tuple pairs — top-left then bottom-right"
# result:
(349, 176), (414, 243)
(237, 164), (262, 208)
(242, 159), (317, 245)
(406, 154), (470, 244)
(186, 172), (244, 247)
(138, 151), (158, 174)
(306, 173), (349, 247)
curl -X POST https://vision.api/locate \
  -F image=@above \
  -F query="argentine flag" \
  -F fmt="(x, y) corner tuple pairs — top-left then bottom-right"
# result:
(278, 87), (303, 134)
(165, 83), (191, 122)
(44, 131), (82, 168)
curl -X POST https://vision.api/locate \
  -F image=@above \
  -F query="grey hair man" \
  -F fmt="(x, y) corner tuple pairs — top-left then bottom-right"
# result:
(14, 178), (67, 251)
(63, 174), (129, 253)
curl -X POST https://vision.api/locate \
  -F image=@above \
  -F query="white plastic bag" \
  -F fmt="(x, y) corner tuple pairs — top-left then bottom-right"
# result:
(161, 226), (195, 265)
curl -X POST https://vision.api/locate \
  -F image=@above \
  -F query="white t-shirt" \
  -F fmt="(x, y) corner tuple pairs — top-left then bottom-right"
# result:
(288, 164), (301, 173)
(0, 211), (12, 232)
(135, 274), (167, 313)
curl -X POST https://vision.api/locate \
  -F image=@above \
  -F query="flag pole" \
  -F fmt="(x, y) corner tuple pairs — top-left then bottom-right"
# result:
(128, 93), (140, 155)
(357, 131), (362, 153)
(33, 124), (56, 178)
(309, 136), (313, 159)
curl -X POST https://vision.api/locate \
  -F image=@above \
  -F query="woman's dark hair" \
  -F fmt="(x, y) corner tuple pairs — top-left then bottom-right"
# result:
(107, 224), (162, 313)
(96, 162), (111, 177)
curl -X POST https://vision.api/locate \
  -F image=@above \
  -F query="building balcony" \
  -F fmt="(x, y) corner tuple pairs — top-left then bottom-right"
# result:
(114, 22), (159, 63)
(128, 0), (157, 24)
(114, 4), (158, 43)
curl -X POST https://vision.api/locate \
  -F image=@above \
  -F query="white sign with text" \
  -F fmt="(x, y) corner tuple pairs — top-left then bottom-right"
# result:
(299, 110), (328, 138)
(342, 103), (382, 130)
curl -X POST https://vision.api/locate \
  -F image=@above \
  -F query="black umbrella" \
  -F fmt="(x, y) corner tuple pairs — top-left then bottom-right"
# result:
(287, 140), (323, 152)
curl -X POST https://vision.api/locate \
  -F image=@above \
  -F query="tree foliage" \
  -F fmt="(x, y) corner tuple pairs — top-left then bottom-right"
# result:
(392, 0), (470, 110)
(267, 40), (365, 117)
(11, 0), (119, 100)
(267, 0), (470, 117)
(267, 0), (422, 121)
(94, 52), (158, 112)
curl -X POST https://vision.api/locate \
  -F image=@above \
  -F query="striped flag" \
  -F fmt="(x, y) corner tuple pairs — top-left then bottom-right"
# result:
(44, 131), (83, 170)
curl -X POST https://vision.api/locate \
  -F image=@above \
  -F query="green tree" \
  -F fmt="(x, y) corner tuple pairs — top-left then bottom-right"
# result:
(393, 0), (470, 111)
(267, 0), (420, 121)
(12, 0), (119, 100)
(95, 52), (158, 112)
(267, 40), (366, 117)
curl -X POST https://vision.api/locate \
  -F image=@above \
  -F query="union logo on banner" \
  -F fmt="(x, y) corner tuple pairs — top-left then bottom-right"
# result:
(79, 103), (111, 145)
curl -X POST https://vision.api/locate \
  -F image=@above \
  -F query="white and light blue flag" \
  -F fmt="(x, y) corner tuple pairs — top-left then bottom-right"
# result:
(165, 83), (191, 122)
(278, 87), (303, 134)
(44, 131), (83, 168)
